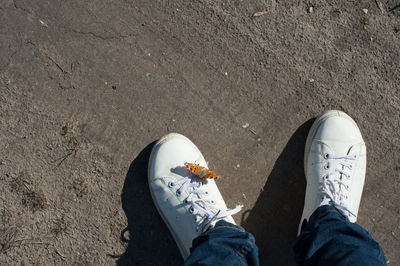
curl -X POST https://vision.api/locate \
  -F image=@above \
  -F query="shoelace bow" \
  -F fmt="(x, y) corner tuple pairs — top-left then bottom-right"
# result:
(171, 175), (242, 232)
(321, 153), (357, 218)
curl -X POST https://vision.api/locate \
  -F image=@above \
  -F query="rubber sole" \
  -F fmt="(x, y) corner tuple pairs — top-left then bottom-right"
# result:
(147, 133), (198, 260)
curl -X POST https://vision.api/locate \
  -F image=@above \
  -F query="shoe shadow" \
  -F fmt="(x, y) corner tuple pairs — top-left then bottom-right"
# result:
(116, 142), (183, 266)
(242, 119), (314, 266)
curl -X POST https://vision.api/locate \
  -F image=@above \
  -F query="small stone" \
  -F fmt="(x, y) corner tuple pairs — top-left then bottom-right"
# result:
(308, 6), (313, 13)
(224, 72), (228, 76)
(253, 11), (268, 17)
(257, 138), (261, 142)
(362, 9), (368, 14)
(236, 164), (240, 168)
(309, 78), (315, 83)
(39, 19), (49, 28)
(145, 73), (151, 78)
(242, 123), (250, 129)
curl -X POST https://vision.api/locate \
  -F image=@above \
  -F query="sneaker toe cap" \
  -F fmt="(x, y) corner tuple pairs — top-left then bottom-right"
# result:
(148, 133), (206, 181)
(314, 112), (363, 142)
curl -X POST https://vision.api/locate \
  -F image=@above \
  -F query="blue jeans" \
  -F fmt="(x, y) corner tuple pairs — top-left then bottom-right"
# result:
(184, 205), (386, 265)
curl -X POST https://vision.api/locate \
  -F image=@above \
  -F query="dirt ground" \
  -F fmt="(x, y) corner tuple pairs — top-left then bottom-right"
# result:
(0, 0), (399, 265)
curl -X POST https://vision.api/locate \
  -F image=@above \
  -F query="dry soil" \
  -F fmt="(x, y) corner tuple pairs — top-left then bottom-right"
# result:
(1, 0), (400, 265)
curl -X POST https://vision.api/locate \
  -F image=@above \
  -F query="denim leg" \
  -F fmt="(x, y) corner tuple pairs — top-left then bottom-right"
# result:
(293, 205), (386, 266)
(184, 220), (259, 266)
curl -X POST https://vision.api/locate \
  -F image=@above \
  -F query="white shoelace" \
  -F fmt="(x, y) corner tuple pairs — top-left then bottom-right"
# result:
(170, 175), (242, 232)
(320, 153), (357, 218)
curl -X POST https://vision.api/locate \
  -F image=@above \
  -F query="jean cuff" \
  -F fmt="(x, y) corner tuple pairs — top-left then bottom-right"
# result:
(309, 204), (349, 225)
(205, 220), (245, 235)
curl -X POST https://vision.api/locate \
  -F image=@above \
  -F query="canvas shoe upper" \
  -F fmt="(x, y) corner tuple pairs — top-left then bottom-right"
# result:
(148, 133), (242, 260)
(299, 110), (367, 234)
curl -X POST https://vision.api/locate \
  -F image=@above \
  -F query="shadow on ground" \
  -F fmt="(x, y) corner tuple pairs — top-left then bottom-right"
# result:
(116, 120), (312, 265)
(242, 119), (314, 266)
(117, 142), (183, 266)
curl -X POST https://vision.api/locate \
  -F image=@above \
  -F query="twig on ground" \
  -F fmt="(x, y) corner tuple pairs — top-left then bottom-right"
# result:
(1, 227), (49, 253)
(389, 3), (400, 12)
(55, 247), (66, 258)
(375, 0), (384, 13)
(53, 151), (74, 167)
(47, 56), (71, 74)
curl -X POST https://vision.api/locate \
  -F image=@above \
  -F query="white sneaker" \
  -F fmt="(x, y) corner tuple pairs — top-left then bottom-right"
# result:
(298, 110), (367, 234)
(148, 133), (242, 260)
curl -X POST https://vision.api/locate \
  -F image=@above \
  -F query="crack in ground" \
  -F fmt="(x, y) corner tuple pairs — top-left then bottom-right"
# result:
(70, 29), (136, 41)
(12, 0), (32, 15)
(26, 40), (72, 75)
(0, 40), (43, 73)
(53, 0), (63, 20)
(71, 4), (138, 41)
(0, 38), (37, 74)
(0, 50), (18, 73)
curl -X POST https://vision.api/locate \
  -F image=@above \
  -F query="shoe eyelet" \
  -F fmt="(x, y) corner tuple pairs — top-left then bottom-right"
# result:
(324, 153), (329, 159)
(353, 154), (357, 159)
(211, 200), (215, 204)
(349, 165), (353, 170)
(197, 183), (201, 188)
(205, 191), (209, 195)
(324, 164), (330, 170)
(176, 190), (181, 196)
(183, 199), (188, 204)
(189, 207), (194, 214)
(168, 182), (175, 188)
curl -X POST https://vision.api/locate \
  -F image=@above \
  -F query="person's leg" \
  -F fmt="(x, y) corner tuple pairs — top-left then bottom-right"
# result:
(148, 133), (257, 265)
(294, 205), (386, 265)
(296, 110), (386, 265)
(185, 220), (259, 266)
